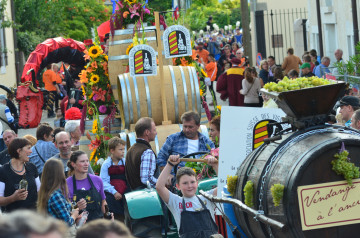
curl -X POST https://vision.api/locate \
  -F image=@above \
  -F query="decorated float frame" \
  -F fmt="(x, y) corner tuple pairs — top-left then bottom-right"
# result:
(129, 44), (157, 77)
(163, 25), (192, 58)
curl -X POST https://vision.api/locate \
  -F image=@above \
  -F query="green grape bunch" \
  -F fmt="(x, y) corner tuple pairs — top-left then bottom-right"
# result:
(243, 180), (254, 207)
(271, 184), (285, 207)
(331, 150), (360, 185)
(226, 175), (238, 197)
(263, 76), (336, 93)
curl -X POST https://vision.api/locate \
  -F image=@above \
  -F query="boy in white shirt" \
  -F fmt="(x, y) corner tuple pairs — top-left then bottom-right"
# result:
(156, 154), (219, 237)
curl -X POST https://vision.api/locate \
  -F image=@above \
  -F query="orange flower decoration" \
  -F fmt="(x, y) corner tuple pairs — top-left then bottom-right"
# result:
(123, 11), (130, 18)
(86, 66), (93, 74)
(180, 57), (188, 66)
(83, 50), (91, 61)
(91, 61), (97, 69)
(79, 70), (88, 83)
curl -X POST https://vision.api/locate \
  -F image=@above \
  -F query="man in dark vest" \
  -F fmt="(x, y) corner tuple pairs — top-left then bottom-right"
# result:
(125, 117), (161, 190)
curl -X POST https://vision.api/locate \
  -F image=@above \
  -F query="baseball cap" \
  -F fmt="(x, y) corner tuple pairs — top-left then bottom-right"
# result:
(339, 96), (360, 107)
(300, 63), (311, 69)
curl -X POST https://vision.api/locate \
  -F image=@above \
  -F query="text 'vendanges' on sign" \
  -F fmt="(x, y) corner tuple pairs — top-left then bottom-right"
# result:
(298, 179), (360, 230)
(163, 25), (192, 58)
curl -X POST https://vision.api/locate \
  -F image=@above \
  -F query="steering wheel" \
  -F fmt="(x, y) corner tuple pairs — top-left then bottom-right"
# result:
(169, 151), (210, 194)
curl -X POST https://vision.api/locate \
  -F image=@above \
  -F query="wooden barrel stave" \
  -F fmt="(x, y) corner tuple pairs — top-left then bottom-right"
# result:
(235, 127), (360, 238)
(117, 66), (202, 129)
(108, 26), (172, 105)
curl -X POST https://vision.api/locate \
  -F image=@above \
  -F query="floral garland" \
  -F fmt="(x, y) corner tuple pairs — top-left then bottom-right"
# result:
(110, 0), (166, 35)
(185, 147), (218, 180)
(79, 43), (116, 174)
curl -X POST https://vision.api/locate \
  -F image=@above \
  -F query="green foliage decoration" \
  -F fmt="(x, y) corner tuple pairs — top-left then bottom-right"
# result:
(270, 184), (284, 207)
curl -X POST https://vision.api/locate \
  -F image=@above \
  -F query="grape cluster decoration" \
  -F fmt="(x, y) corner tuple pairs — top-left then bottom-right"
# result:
(331, 143), (360, 185)
(263, 76), (335, 93)
(270, 184), (284, 207)
(243, 180), (254, 207)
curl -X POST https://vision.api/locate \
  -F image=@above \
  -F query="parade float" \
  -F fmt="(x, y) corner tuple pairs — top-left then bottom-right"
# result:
(200, 78), (360, 238)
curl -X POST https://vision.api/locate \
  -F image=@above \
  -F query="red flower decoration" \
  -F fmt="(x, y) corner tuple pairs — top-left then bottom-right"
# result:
(94, 88), (106, 102)
(89, 137), (101, 150)
(65, 107), (82, 120)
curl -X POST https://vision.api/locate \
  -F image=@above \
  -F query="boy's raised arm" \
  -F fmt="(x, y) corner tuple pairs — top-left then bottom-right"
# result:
(156, 155), (180, 204)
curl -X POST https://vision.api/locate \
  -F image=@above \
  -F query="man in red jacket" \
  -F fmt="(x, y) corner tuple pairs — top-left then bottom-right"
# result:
(216, 57), (245, 106)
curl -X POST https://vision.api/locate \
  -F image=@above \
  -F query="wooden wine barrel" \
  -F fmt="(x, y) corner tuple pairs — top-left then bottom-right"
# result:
(79, 116), (122, 157)
(234, 125), (360, 238)
(122, 124), (210, 157)
(117, 65), (202, 129)
(108, 26), (172, 105)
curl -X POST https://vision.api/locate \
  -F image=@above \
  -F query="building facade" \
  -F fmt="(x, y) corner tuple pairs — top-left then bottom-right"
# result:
(250, 0), (308, 66)
(0, 0), (17, 88)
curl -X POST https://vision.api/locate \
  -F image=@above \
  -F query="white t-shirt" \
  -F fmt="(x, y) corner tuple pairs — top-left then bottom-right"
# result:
(187, 139), (199, 155)
(166, 190), (216, 232)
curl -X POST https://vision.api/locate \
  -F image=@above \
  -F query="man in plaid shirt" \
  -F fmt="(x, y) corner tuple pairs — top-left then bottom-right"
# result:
(157, 111), (215, 169)
(126, 117), (164, 190)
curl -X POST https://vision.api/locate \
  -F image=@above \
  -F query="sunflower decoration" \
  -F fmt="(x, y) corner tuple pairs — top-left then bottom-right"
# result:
(88, 45), (102, 59)
(90, 74), (100, 84)
(126, 43), (134, 55)
(104, 55), (108, 61)
(92, 119), (98, 134)
(125, 0), (137, 4)
(201, 68), (208, 78)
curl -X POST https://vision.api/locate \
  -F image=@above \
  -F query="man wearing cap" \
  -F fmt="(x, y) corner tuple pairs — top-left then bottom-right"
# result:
(216, 57), (245, 106)
(339, 96), (360, 127)
(300, 63), (315, 78)
(0, 95), (14, 152)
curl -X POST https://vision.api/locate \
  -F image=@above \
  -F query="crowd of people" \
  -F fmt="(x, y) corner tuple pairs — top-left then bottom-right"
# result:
(193, 19), (345, 110)
(0, 109), (222, 237)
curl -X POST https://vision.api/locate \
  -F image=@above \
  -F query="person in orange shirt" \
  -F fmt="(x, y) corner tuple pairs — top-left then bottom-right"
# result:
(205, 54), (218, 106)
(196, 42), (209, 65)
(43, 64), (60, 118)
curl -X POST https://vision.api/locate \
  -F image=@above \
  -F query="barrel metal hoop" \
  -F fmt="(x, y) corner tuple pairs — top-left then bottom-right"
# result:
(169, 65), (179, 123)
(109, 37), (157, 46)
(128, 132), (137, 146)
(143, 76), (152, 118)
(118, 75), (130, 129)
(179, 66), (189, 111)
(154, 134), (160, 156)
(132, 76), (141, 120)
(257, 127), (339, 214)
(191, 67), (202, 114)
(200, 125), (209, 139)
(111, 84), (117, 90)
(120, 132), (128, 156)
(187, 66), (196, 111)
(109, 55), (129, 61)
(124, 74), (134, 124)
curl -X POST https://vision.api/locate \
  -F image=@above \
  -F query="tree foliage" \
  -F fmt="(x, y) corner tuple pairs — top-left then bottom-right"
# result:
(13, 0), (111, 56)
(184, 0), (242, 31)
(148, 0), (172, 12)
